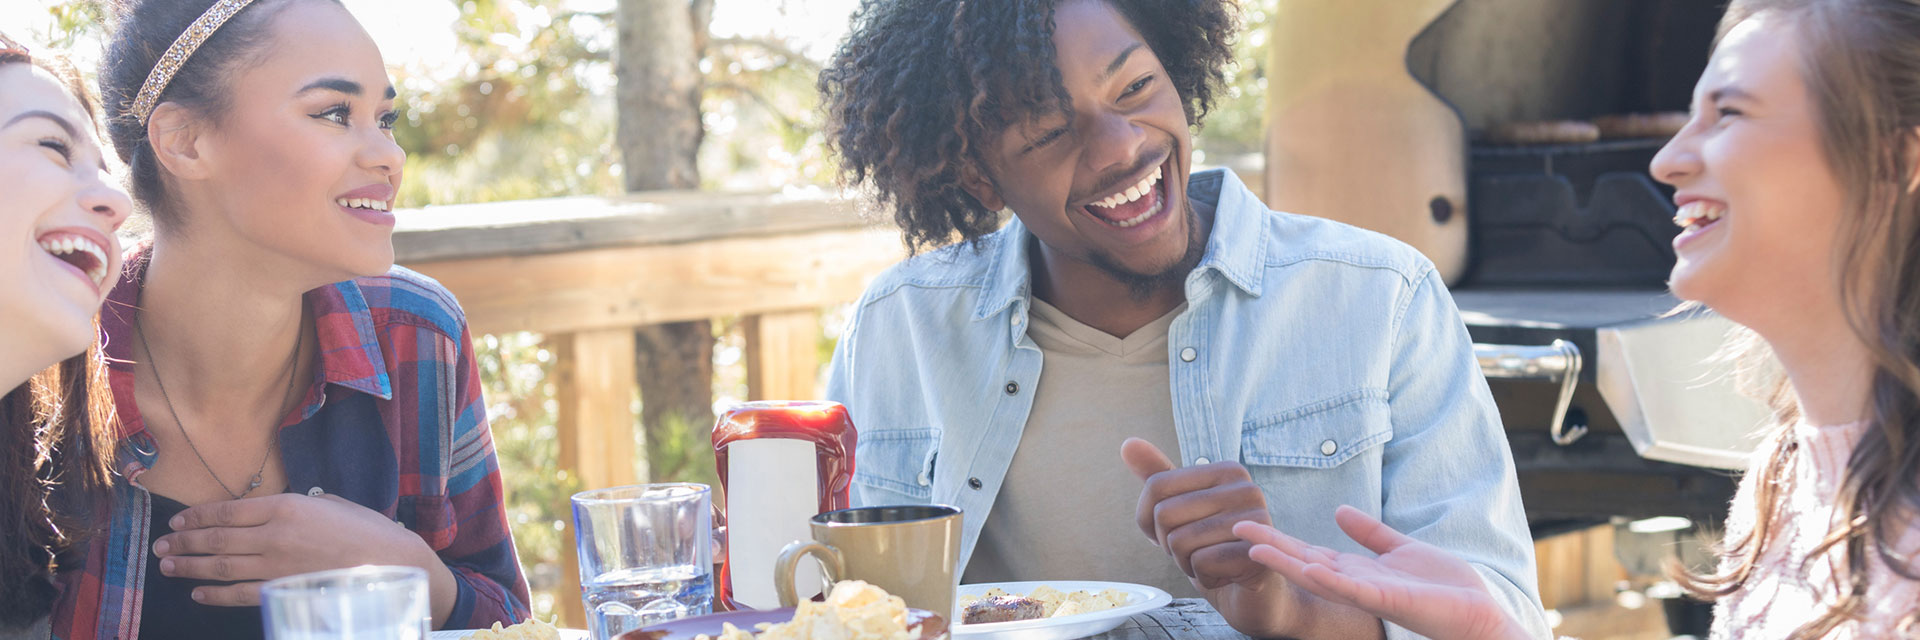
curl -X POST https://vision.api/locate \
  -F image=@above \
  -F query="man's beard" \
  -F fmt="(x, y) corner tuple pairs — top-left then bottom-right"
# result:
(1086, 199), (1207, 302)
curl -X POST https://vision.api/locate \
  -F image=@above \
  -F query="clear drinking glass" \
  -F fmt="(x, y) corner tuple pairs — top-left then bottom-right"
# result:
(261, 565), (430, 640)
(572, 483), (715, 640)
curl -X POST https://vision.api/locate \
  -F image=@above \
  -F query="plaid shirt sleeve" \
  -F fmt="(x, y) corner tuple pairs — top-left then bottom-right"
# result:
(369, 270), (532, 629)
(438, 318), (533, 627)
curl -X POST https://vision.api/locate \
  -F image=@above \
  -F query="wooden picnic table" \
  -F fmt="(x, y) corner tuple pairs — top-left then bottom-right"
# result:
(1092, 599), (1248, 640)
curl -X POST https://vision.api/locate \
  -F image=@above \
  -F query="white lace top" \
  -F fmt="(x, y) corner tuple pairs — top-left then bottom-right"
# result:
(1711, 420), (1920, 638)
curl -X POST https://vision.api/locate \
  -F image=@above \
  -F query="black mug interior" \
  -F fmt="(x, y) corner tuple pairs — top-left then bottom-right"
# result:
(814, 504), (959, 525)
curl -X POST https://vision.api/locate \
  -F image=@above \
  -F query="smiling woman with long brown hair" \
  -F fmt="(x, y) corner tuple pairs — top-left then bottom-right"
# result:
(43, 1), (530, 637)
(1232, 0), (1920, 637)
(1653, 1), (1920, 635)
(0, 32), (131, 639)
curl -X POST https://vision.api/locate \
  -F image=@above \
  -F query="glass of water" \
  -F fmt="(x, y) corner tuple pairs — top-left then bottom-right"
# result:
(572, 483), (714, 640)
(262, 565), (429, 640)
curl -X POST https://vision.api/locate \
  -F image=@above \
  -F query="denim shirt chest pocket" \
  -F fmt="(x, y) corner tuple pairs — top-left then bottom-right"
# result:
(853, 427), (941, 501)
(1239, 389), (1393, 469)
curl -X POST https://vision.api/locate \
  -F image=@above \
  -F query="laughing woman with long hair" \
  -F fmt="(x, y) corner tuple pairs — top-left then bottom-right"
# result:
(1233, 0), (1920, 637)
(0, 33), (131, 639)
(44, 1), (531, 637)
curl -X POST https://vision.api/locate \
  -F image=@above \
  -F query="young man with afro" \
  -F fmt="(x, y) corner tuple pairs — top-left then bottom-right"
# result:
(817, 1), (1548, 637)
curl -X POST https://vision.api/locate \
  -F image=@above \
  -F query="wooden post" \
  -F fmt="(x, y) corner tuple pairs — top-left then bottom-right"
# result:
(1534, 524), (1625, 611)
(1584, 524), (1621, 603)
(552, 329), (645, 627)
(743, 310), (823, 401)
(554, 329), (646, 487)
(1535, 529), (1583, 610)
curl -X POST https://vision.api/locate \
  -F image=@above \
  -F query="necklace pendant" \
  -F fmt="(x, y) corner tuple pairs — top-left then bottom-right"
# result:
(248, 474), (262, 491)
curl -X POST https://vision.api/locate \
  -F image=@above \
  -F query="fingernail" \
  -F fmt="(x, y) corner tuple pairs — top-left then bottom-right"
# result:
(153, 540), (169, 555)
(159, 558), (174, 574)
(191, 589), (205, 603)
(170, 515), (185, 529)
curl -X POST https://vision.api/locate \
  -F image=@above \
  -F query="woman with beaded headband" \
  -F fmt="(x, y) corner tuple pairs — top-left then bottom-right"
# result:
(46, 1), (531, 637)
(0, 31), (131, 640)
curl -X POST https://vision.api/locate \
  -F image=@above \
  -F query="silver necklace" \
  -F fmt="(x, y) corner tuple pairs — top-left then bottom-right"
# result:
(134, 312), (304, 500)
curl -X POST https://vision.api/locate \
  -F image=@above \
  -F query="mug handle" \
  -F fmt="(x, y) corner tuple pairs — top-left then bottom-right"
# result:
(775, 541), (845, 608)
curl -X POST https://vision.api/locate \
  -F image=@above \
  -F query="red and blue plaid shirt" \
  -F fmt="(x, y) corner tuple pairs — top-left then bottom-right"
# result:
(50, 250), (531, 638)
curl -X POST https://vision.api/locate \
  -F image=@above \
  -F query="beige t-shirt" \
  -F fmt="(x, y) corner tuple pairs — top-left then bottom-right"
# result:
(962, 298), (1199, 597)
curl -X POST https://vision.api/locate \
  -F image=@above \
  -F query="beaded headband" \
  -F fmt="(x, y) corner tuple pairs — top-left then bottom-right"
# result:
(130, 0), (260, 127)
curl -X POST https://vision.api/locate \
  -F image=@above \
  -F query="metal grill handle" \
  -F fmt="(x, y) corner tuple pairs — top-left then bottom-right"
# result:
(1474, 339), (1587, 445)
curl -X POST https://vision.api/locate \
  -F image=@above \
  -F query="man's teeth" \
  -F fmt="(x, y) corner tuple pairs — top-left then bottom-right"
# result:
(1672, 201), (1727, 228)
(38, 235), (108, 284)
(1112, 198), (1162, 228)
(1091, 166), (1164, 209)
(336, 198), (391, 212)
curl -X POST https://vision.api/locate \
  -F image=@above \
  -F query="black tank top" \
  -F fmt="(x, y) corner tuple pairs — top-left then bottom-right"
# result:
(139, 493), (265, 639)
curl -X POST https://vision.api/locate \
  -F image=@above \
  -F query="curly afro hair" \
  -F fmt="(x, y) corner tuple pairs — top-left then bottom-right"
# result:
(818, 0), (1239, 254)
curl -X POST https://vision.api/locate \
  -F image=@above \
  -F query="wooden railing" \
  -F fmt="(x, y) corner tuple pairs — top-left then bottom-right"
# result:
(393, 190), (903, 625)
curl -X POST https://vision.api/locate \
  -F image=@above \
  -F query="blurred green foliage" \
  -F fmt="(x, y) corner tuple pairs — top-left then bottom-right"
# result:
(1194, 1), (1271, 161)
(391, 0), (625, 204)
(36, 1), (103, 50)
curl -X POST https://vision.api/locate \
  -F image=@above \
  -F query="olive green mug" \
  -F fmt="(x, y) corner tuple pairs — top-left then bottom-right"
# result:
(775, 505), (962, 618)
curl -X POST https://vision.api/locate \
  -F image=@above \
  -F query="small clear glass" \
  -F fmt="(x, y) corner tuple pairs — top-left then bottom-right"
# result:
(262, 565), (429, 640)
(572, 483), (714, 640)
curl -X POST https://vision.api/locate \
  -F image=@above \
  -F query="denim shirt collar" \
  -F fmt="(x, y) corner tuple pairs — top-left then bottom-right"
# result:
(1187, 168), (1268, 297)
(973, 218), (1034, 321)
(971, 167), (1267, 321)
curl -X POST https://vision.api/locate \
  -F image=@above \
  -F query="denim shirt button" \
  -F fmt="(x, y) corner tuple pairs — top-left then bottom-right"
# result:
(1193, 456), (1211, 465)
(1004, 382), (1019, 395)
(1179, 347), (1197, 362)
(307, 487), (325, 497)
(968, 477), (984, 490)
(1320, 440), (1338, 456)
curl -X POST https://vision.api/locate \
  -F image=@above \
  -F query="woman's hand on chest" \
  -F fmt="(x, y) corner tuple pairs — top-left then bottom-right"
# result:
(150, 492), (434, 607)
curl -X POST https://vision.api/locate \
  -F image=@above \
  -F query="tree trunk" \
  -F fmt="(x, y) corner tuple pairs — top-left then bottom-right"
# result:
(617, 0), (717, 477)
(616, 0), (710, 191)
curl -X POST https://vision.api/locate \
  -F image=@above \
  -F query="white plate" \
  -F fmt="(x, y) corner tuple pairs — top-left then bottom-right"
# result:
(429, 629), (592, 639)
(951, 580), (1172, 640)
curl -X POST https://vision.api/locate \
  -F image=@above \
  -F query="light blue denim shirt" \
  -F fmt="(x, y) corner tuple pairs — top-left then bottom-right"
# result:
(827, 168), (1548, 639)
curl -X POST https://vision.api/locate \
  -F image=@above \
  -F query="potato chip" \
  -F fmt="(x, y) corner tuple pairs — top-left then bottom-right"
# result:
(692, 581), (916, 640)
(464, 618), (563, 640)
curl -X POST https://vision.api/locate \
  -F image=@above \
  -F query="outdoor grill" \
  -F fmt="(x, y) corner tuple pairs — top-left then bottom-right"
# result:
(1263, 0), (1769, 539)
(1457, 127), (1761, 535)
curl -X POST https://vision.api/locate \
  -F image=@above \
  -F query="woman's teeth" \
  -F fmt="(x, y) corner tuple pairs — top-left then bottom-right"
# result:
(1091, 166), (1163, 210)
(1673, 201), (1726, 229)
(39, 235), (108, 285)
(336, 198), (391, 212)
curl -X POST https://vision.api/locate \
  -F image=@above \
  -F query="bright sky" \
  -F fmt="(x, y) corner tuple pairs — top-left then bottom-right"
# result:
(0, 0), (861, 70)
